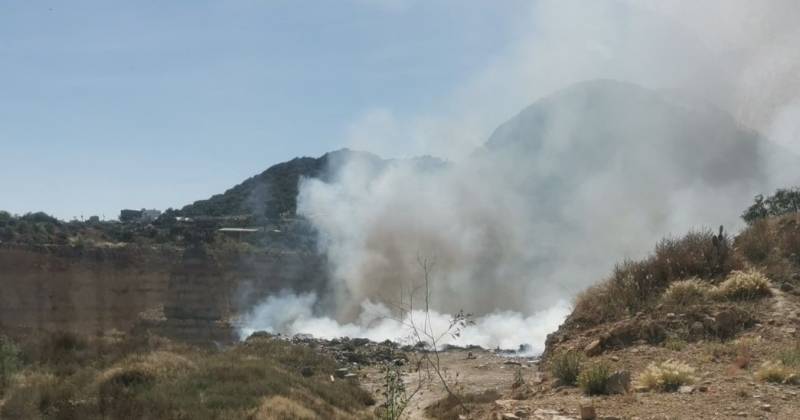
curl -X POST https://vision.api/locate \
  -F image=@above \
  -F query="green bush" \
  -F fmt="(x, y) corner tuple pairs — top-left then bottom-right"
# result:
(549, 350), (583, 386)
(577, 362), (612, 395)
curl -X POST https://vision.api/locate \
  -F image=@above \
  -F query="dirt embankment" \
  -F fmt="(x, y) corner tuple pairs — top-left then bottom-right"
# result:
(0, 244), (327, 343)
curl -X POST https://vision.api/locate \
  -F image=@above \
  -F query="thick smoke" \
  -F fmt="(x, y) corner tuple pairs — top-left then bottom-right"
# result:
(240, 0), (800, 352)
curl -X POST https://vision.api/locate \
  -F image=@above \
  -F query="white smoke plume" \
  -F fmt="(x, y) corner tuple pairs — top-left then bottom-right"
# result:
(239, 290), (570, 355)
(240, 0), (800, 353)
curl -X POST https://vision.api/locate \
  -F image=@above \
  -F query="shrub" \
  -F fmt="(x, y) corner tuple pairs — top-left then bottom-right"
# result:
(636, 360), (695, 392)
(661, 278), (712, 308)
(577, 362), (612, 395)
(572, 229), (741, 324)
(735, 219), (773, 263)
(550, 350), (583, 386)
(779, 344), (800, 367)
(776, 215), (800, 266)
(756, 361), (799, 385)
(716, 270), (772, 300)
(663, 337), (688, 352)
(0, 336), (20, 392)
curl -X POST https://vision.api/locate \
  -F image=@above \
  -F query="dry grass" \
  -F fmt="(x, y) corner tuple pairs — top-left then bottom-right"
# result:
(715, 270), (772, 300)
(253, 395), (318, 420)
(735, 219), (773, 263)
(706, 336), (758, 368)
(572, 230), (741, 325)
(661, 278), (712, 308)
(636, 360), (696, 392)
(736, 214), (800, 285)
(755, 361), (799, 385)
(663, 337), (688, 352)
(0, 333), (375, 420)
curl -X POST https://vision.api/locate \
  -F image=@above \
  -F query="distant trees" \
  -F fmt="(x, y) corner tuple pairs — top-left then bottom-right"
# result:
(743, 187), (800, 224)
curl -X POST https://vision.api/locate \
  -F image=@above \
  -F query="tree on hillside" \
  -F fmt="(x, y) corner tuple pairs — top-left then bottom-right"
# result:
(743, 187), (800, 224)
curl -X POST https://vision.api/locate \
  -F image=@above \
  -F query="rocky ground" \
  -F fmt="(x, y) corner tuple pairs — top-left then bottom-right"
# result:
(317, 284), (798, 420)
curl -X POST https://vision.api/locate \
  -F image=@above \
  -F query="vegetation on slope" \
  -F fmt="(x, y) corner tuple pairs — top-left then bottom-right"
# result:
(0, 332), (374, 419)
(177, 149), (384, 221)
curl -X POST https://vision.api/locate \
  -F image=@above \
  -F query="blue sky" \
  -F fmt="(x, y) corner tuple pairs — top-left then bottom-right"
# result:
(0, 1), (528, 220)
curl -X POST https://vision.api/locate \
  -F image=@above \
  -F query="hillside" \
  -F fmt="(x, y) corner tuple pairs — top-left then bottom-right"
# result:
(177, 149), (384, 220)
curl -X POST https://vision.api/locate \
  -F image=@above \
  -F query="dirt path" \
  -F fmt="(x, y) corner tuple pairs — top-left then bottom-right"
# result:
(362, 349), (537, 419)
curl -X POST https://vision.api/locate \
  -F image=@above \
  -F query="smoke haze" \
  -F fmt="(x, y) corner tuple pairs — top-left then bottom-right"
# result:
(240, 0), (800, 352)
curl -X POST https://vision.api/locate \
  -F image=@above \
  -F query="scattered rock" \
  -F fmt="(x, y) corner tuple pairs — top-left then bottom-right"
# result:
(761, 404), (772, 412)
(585, 339), (602, 356)
(533, 408), (560, 416)
(501, 413), (520, 420)
(579, 400), (596, 420)
(678, 385), (694, 394)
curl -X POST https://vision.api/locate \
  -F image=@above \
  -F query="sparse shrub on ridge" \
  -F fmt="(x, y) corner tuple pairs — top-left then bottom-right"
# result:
(550, 350), (583, 386)
(636, 360), (695, 392)
(716, 270), (772, 300)
(577, 362), (612, 395)
(573, 229), (741, 325)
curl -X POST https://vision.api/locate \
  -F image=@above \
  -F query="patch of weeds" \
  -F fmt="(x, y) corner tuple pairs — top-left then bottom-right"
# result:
(549, 350), (583, 386)
(663, 337), (688, 352)
(577, 362), (612, 395)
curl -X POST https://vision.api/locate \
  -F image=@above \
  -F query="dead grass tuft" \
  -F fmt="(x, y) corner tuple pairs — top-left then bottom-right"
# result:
(715, 270), (772, 300)
(636, 360), (695, 392)
(661, 278), (712, 308)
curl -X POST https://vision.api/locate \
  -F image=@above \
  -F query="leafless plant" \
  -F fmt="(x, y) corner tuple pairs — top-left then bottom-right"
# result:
(381, 253), (473, 417)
